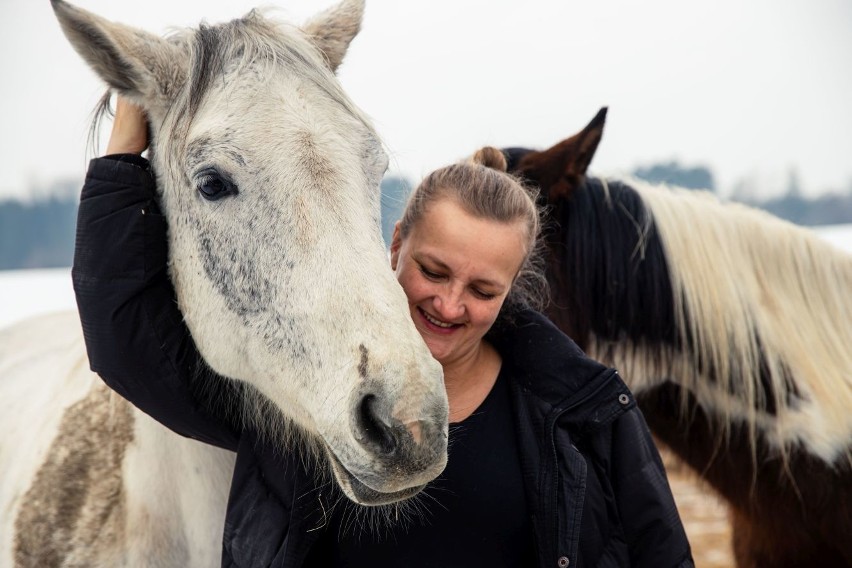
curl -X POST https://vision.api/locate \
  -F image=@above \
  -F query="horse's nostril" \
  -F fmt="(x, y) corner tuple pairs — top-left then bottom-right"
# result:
(359, 395), (397, 455)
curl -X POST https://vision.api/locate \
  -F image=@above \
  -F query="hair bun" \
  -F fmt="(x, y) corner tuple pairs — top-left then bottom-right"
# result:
(471, 146), (508, 172)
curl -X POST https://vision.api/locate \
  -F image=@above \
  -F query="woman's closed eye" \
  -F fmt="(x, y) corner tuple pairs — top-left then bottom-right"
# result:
(471, 287), (497, 301)
(419, 265), (444, 281)
(418, 264), (499, 300)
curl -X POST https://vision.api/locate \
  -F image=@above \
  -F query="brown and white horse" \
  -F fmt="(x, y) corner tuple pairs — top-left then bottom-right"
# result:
(505, 108), (852, 567)
(0, 2), (448, 565)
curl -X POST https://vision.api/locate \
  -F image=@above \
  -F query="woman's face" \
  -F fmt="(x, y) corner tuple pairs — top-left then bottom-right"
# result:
(390, 197), (528, 368)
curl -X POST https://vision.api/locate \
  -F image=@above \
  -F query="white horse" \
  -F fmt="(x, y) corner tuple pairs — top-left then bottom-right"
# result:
(0, 1), (449, 565)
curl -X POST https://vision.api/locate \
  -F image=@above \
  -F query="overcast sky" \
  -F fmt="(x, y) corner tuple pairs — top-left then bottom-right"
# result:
(2, 0), (851, 201)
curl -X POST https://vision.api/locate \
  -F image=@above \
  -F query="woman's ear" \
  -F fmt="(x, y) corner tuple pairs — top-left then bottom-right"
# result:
(389, 221), (403, 271)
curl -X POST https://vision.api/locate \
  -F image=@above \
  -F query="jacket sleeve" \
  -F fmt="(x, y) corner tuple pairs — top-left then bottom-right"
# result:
(610, 407), (694, 567)
(72, 155), (240, 451)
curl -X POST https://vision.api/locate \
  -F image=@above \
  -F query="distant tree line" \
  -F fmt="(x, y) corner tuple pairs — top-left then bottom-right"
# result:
(0, 180), (79, 270)
(742, 192), (852, 226)
(380, 176), (411, 247)
(1, 165), (850, 270)
(629, 161), (852, 227)
(632, 160), (716, 191)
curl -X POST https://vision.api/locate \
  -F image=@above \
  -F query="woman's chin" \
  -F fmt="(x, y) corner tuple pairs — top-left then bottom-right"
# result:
(422, 338), (453, 364)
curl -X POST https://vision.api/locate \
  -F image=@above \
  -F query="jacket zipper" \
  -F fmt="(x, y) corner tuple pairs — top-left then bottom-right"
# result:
(543, 369), (619, 565)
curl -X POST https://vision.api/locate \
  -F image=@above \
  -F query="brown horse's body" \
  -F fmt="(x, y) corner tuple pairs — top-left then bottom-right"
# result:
(505, 108), (852, 566)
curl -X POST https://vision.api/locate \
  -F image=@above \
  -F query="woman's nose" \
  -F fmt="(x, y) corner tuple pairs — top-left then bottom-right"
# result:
(433, 289), (464, 320)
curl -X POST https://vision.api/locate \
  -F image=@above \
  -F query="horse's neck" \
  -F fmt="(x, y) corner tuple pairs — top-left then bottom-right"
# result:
(636, 383), (756, 499)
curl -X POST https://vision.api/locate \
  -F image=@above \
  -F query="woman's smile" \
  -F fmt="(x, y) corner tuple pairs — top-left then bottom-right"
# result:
(418, 306), (462, 332)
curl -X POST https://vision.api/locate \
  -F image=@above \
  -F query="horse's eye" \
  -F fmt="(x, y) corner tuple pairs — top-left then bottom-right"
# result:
(196, 171), (238, 201)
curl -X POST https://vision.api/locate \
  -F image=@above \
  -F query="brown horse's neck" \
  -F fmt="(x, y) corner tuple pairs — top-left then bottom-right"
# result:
(637, 382), (852, 567)
(637, 382), (757, 504)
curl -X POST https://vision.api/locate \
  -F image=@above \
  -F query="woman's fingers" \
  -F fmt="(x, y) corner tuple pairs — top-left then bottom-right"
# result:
(105, 96), (149, 155)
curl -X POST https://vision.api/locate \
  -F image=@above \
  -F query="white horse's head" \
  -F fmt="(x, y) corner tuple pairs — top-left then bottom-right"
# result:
(53, 0), (448, 506)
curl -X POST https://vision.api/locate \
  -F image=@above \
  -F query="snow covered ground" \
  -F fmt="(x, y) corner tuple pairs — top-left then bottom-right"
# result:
(0, 268), (77, 331)
(814, 223), (852, 254)
(1, 225), (851, 331)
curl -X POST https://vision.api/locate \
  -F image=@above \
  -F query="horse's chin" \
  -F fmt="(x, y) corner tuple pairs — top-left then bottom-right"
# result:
(326, 450), (425, 506)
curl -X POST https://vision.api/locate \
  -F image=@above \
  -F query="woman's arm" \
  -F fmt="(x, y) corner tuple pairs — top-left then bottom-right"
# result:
(72, 98), (240, 451)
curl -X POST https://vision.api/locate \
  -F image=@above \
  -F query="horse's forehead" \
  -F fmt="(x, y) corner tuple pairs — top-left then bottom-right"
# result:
(156, 30), (384, 223)
(181, 121), (367, 193)
(186, 67), (372, 148)
(180, 87), (379, 193)
(171, 23), (375, 154)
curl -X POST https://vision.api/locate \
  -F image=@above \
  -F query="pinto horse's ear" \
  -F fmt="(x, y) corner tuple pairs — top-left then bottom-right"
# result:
(302, 0), (365, 72)
(51, 0), (186, 116)
(511, 107), (607, 203)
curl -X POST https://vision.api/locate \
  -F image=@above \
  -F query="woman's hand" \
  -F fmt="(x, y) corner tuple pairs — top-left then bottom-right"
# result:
(105, 96), (149, 155)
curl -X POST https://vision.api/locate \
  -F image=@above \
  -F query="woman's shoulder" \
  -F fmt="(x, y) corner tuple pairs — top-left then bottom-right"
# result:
(488, 309), (609, 385)
(488, 309), (584, 360)
(491, 309), (634, 424)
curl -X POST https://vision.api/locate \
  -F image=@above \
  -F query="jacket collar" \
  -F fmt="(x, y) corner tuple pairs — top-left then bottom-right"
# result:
(487, 308), (634, 423)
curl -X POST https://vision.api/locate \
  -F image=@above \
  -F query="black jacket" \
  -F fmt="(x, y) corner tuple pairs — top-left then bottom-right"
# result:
(72, 156), (693, 567)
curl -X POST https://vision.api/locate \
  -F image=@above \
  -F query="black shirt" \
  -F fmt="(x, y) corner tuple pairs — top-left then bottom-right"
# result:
(306, 363), (535, 567)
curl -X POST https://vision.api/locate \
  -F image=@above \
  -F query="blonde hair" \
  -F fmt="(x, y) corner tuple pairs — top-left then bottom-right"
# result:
(398, 147), (547, 310)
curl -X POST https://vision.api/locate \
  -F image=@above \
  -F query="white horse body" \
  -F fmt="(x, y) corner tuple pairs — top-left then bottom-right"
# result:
(0, 312), (233, 566)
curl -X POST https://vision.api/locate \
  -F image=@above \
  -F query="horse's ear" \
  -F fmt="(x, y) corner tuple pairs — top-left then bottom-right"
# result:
(302, 0), (365, 72)
(513, 107), (607, 203)
(51, 0), (185, 113)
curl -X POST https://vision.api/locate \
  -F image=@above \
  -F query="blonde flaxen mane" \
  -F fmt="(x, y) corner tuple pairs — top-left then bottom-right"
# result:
(629, 180), (852, 464)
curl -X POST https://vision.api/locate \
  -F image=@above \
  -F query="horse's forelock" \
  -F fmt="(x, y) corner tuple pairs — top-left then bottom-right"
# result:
(183, 13), (371, 135)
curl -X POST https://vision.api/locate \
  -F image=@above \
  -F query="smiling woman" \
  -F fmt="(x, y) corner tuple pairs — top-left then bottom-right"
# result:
(389, 149), (540, 422)
(304, 147), (694, 567)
